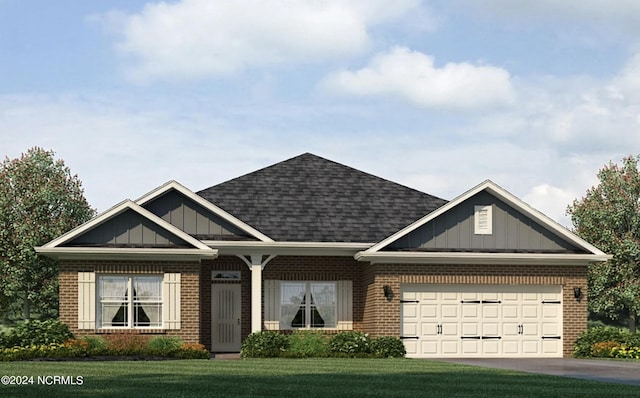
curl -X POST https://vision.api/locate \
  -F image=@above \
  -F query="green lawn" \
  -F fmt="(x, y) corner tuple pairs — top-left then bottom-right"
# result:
(0, 358), (637, 398)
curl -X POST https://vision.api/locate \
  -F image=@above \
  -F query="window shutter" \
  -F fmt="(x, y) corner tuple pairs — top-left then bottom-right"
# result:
(77, 272), (96, 330)
(337, 280), (353, 330)
(163, 273), (181, 330)
(263, 280), (280, 330)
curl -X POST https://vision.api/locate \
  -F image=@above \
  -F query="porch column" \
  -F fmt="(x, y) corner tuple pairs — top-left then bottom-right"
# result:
(250, 256), (263, 333)
(239, 254), (276, 333)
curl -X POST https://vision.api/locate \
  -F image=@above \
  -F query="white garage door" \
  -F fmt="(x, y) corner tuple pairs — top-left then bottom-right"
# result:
(401, 284), (563, 358)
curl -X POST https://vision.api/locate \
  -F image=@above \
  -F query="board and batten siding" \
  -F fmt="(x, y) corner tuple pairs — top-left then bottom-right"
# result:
(143, 189), (256, 239)
(263, 280), (353, 330)
(385, 191), (584, 253)
(66, 209), (190, 247)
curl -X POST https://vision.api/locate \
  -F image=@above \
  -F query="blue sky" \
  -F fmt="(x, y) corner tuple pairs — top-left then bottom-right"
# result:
(2, 1), (640, 227)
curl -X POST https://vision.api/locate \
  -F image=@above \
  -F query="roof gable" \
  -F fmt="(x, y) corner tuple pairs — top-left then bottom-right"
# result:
(359, 180), (609, 263)
(382, 190), (585, 253)
(197, 153), (447, 242)
(36, 200), (216, 259)
(64, 207), (192, 248)
(138, 182), (263, 241)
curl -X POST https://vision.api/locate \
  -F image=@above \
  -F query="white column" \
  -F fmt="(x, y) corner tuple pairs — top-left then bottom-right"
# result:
(239, 254), (276, 334)
(250, 255), (263, 333)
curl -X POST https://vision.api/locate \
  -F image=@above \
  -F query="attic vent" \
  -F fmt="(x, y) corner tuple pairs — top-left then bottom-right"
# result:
(474, 205), (493, 235)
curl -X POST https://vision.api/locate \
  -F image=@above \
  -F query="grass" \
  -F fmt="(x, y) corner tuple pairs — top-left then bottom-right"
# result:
(0, 358), (638, 398)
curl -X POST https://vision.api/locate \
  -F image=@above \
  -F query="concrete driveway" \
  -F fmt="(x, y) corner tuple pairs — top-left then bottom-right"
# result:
(436, 358), (640, 386)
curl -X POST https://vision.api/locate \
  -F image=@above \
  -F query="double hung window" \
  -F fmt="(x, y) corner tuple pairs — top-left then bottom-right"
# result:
(97, 275), (162, 328)
(280, 282), (336, 329)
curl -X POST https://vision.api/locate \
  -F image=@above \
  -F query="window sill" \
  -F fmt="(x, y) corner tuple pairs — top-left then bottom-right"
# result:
(96, 329), (167, 334)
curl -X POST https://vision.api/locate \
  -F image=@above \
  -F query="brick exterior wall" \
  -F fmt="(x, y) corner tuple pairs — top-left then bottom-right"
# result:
(59, 260), (202, 343)
(358, 263), (588, 357)
(59, 256), (588, 357)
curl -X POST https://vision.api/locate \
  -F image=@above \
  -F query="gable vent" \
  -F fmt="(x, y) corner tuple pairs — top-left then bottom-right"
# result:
(474, 205), (493, 235)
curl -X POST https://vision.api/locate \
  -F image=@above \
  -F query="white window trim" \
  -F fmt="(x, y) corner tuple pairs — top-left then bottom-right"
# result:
(280, 281), (337, 330)
(97, 274), (163, 329)
(474, 205), (493, 235)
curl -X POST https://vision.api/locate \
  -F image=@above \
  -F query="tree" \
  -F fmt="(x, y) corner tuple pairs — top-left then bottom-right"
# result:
(567, 155), (640, 332)
(0, 147), (95, 320)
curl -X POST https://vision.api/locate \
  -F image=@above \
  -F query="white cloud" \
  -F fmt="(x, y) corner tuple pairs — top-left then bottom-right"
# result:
(99, 0), (424, 82)
(320, 46), (515, 109)
(454, 0), (640, 39)
(523, 184), (579, 228)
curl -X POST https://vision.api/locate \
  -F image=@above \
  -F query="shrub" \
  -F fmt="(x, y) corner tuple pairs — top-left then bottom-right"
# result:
(284, 330), (329, 358)
(174, 342), (210, 359)
(147, 336), (183, 356)
(370, 336), (406, 358)
(590, 341), (619, 357)
(611, 345), (640, 359)
(104, 334), (150, 356)
(81, 336), (108, 356)
(328, 332), (371, 356)
(241, 331), (289, 358)
(1, 319), (73, 348)
(574, 326), (630, 358)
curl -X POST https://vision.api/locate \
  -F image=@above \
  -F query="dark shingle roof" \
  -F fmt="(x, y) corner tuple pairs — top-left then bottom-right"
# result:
(197, 153), (447, 242)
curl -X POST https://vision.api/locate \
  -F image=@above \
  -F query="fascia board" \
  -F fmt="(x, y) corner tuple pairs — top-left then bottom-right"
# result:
(354, 251), (612, 265)
(203, 240), (372, 256)
(365, 180), (608, 257)
(35, 247), (218, 261)
(135, 180), (274, 243)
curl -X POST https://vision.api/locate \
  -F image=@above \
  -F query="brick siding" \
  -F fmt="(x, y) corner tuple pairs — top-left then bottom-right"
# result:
(59, 256), (587, 357)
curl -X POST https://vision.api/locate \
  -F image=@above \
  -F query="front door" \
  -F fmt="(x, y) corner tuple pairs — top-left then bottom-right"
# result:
(212, 283), (241, 352)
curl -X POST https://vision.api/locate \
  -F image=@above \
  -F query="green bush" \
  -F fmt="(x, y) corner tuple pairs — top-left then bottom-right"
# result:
(370, 336), (406, 358)
(241, 331), (289, 358)
(328, 331), (371, 356)
(574, 326), (634, 358)
(1, 319), (73, 348)
(81, 336), (108, 356)
(147, 336), (183, 356)
(284, 330), (329, 358)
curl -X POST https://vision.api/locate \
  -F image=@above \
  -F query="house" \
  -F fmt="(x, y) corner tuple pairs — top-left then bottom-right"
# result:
(36, 153), (610, 358)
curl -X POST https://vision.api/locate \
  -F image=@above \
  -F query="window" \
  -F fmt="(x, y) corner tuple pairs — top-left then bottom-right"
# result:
(97, 275), (162, 328)
(474, 205), (493, 235)
(280, 282), (336, 329)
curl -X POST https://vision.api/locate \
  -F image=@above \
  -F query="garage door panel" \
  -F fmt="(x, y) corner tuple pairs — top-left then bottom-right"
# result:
(461, 340), (480, 355)
(421, 304), (437, 318)
(442, 305), (458, 318)
(401, 284), (563, 358)
(483, 305), (499, 319)
(442, 291), (458, 301)
(542, 305), (559, 318)
(483, 322), (500, 336)
(441, 322), (458, 336)
(523, 340), (540, 354)
(542, 340), (560, 354)
(462, 304), (480, 319)
(522, 305), (538, 318)
(420, 340), (437, 355)
(502, 305), (518, 318)
(462, 322), (479, 336)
